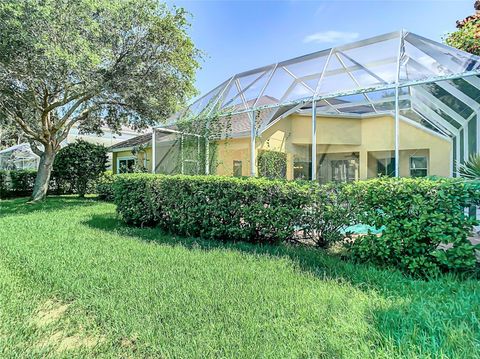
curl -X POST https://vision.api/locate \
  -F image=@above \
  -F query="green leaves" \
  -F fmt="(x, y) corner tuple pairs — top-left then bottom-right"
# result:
(53, 140), (108, 196)
(0, 0), (200, 142)
(445, 16), (480, 56)
(114, 174), (311, 243)
(113, 175), (480, 278)
(345, 177), (480, 277)
(459, 154), (480, 180)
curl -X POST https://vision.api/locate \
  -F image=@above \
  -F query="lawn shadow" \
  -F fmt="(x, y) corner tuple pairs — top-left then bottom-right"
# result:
(83, 212), (480, 357)
(83, 212), (474, 297)
(0, 196), (99, 218)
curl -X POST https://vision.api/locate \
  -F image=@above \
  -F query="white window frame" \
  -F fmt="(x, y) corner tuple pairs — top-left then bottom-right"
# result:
(409, 156), (428, 177)
(116, 155), (136, 174)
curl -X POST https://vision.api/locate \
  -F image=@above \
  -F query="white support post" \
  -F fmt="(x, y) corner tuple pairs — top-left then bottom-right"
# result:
(205, 137), (210, 175)
(180, 134), (184, 175)
(197, 136), (200, 175)
(311, 100), (317, 181)
(456, 135), (461, 175)
(250, 110), (256, 177)
(151, 129), (156, 174)
(394, 29), (403, 178)
(394, 86), (400, 177)
(450, 137), (454, 177)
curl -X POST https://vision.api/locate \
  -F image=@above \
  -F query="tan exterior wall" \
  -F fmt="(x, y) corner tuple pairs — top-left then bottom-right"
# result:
(112, 148), (152, 174)
(127, 113), (451, 181)
(215, 114), (451, 179)
(215, 138), (251, 176)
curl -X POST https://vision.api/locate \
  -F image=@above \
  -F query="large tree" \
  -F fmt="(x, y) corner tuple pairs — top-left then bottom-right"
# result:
(0, 0), (200, 201)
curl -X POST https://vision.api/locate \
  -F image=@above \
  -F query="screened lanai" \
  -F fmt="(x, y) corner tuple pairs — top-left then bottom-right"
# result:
(152, 30), (480, 182)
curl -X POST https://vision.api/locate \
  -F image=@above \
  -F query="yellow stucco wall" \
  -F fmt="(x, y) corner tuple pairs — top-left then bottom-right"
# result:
(112, 148), (152, 173)
(119, 113), (451, 180)
(214, 114), (451, 179)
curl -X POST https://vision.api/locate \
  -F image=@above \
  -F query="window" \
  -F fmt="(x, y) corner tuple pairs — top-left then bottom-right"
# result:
(410, 156), (428, 177)
(293, 161), (312, 180)
(117, 157), (136, 174)
(233, 160), (242, 177)
(330, 159), (357, 182)
(377, 157), (395, 177)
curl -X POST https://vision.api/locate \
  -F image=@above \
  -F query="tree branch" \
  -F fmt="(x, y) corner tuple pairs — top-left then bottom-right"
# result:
(0, 106), (41, 141)
(57, 106), (96, 143)
(27, 139), (44, 156)
(52, 93), (95, 134)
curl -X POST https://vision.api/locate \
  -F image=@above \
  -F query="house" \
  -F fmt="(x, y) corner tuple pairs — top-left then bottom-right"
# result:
(0, 125), (142, 171)
(110, 30), (480, 182)
(109, 133), (152, 173)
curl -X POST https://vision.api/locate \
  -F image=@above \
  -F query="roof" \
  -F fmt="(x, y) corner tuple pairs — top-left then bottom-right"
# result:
(109, 133), (152, 151)
(0, 143), (39, 157)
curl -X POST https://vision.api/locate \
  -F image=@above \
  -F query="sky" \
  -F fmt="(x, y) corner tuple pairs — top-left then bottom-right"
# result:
(170, 0), (476, 98)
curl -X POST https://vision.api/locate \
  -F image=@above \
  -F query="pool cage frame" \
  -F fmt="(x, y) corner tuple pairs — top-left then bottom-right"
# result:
(153, 30), (480, 180)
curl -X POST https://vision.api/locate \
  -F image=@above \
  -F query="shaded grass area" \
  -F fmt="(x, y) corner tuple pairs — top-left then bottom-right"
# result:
(0, 197), (479, 358)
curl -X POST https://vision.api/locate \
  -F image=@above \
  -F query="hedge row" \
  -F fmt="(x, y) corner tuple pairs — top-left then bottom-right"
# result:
(114, 174), (312, 243)
(0, 170), (39, 198)
(0, 169), (113, 199)
(113, 174), (480, 277)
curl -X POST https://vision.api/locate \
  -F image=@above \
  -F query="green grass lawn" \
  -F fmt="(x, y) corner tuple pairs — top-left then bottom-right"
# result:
(0, 197), (479, 358)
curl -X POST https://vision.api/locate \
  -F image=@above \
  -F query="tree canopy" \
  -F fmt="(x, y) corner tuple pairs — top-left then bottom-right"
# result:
(0, 0), (201, 200)
(445, 1), (480, 55)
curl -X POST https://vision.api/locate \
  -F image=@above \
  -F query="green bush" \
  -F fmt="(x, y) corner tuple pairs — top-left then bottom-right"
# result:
(0, 170), (8, 198)
(10, 170), (37, 195)
(258, 150), (287, 179)
(344, 177), (480, 277)
(96, 171), (116, 201)
(0, 169), (66, 198)
(114, 175), (479, 277)
(301, 182), (358, 248)
(53, 140), (108, 197)
(1, 170), (37, 198)
(114, 174), (312, 243)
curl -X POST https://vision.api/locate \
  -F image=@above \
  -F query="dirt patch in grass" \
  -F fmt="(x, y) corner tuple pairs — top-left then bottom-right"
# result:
(31, 300), (70, 327)
(119, 333), (138, 350)
(32, 299), (104, 353)
(37, 330), (104, 353)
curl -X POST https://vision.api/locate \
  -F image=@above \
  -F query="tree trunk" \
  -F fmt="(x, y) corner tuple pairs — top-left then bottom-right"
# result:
(30, 144), (56, 202)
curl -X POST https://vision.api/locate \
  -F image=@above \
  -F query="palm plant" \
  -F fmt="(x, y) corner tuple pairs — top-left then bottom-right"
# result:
(459, 153), (480, 179)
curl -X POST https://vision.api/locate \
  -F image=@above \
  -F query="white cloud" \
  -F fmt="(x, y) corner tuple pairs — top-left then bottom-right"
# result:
(303, 31), (360, 44)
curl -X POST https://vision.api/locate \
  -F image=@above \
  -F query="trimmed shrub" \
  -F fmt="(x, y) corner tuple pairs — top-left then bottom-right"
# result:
(96, 171), (116, 201)
(258, 150), (287, 179)
(0, 169), (82, 198)
(344, 177), (480, 277)
(114, 174), (312, 243)
(114, 174), (479, 277)
(0, 170), (8, 198)
(53, 140), (108, 197)
(0, 170), (45, 198)
(8, 170), (37, 197)
(301, 182), (358, 248)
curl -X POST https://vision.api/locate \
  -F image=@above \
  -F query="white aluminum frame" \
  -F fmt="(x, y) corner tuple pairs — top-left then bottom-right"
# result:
(156, 30), (480, 180)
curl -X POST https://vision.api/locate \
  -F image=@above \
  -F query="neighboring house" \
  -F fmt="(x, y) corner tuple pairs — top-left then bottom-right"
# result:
(109, 133), (152, 174)
(0, 143), (39, 170)
(0, 126), (143, 170)
(65, 124), (142, 148)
